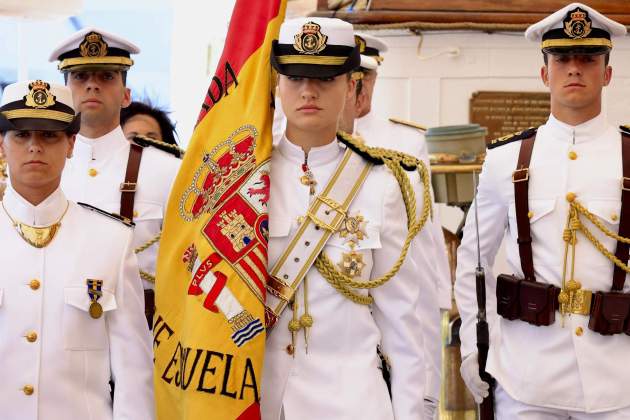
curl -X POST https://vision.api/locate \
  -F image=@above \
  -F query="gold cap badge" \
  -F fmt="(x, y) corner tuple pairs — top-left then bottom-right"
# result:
(24, 80), (55, 109)
(80, 32), (108, 58)
(294, 22), (327, 55)
(564, 8), (592, 39)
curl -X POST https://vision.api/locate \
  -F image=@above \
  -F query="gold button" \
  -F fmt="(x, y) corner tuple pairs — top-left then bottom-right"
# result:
(612, 214), (619, 222)
(29, 279), (40, 290)
(527, 211), (534, 219)
(575, 327), (584, 336)
(22, 385), (34, 396)
(285, 344), (294, 355)
(88, 168), (98, 177)
(568, 151), (578, 160)
(566, 192), (577, 203)
(25, 331), (38, 343)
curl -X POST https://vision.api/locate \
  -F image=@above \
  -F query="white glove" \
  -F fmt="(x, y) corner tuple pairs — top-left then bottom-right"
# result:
(460, 352), (489, 404)
(423, 397), (438, 420)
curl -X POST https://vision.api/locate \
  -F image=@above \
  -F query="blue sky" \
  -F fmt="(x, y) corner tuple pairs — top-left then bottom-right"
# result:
(0, 0), (172, 109)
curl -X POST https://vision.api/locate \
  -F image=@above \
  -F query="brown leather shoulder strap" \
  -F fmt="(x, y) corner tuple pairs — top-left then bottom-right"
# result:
(120, 143), (144, 221)
(612, 133), (630, 291)
(513, 135), (536, 282)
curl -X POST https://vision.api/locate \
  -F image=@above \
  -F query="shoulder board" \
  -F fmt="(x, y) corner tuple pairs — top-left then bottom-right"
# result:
(487, 127), (537, 150)
(77, 202), (135, 227)
(336, 131), (420, 171)
(131, 135), (184, 159)
(388, 117), (427, 132)
(620, 125), (630, 136)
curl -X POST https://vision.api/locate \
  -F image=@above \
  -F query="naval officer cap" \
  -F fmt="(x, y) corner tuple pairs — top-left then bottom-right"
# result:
(354, 32), (388, 70)
(0, 80), (80, 133)
(525, 3), (627, 55)
(49, 27), (140, 72)
(271, 17), (360, 78)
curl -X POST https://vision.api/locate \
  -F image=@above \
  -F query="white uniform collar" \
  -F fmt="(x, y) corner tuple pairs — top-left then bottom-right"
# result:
(546, 112), (608, 144)
(74, 126), (128, 161)
(3, 184), (68, 226)
(276, 133), (344, 166)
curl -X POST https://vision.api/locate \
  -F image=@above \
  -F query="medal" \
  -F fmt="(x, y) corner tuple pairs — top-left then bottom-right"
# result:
(89, 301), (103, 319)
(86, 279), (104, 319)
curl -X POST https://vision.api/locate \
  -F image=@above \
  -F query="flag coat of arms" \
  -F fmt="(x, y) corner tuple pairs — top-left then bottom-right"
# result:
(153, 1), (286, 419)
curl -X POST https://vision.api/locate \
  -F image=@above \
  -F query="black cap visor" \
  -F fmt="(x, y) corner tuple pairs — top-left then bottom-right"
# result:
(271, 41), (361, 78)
(0, 114), (81, 134)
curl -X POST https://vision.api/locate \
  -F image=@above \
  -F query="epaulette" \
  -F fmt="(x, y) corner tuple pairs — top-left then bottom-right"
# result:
(620, 125), (630, 136)
(487, 127), (537, 150)
(77, 202), (135, 227)
(388, 117), (427, 132)
(131, 135), (184, 159)
(336, 131), (420, 171)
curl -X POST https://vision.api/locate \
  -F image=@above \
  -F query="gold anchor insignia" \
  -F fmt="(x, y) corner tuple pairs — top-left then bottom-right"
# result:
(24, 80), (56, 109)
(293, 21), (327, 55)
(338, 251), (366, 278)
(564, 8), (592, 39)
(80, 32), (109, 58)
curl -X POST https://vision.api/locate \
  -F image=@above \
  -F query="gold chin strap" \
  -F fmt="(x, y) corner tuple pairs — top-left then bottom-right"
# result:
(2, 200), (69, 248)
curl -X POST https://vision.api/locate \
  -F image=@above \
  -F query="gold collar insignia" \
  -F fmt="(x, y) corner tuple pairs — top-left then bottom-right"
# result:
(2, 201), (69, 248)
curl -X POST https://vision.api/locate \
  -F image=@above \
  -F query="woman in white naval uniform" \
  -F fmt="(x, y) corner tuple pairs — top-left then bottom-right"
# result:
(0, 81), (154, 420)
(261, 17), (431, 420)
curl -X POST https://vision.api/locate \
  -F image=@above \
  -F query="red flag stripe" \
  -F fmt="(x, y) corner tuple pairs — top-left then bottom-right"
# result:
(198, 0), (282, 121)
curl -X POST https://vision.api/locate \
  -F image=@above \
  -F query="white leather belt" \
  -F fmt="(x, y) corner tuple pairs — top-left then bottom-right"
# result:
(265, 148), (372, 328)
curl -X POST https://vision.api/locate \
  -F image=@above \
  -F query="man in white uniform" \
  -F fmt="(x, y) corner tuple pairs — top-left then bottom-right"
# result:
(0, 80), (154, 420)
(49, 28), (181, 327)
(262, 17), (433, 420)
(343, 32), (449, 419)
(455, 3), (630, 419)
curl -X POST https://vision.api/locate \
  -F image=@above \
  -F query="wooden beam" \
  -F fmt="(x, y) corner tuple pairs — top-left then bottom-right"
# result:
(370, 0), (630, 14)
(309, 10), (630, 26)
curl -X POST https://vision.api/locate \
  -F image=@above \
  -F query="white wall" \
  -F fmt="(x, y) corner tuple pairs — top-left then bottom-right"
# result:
(365, 29), (630, 274)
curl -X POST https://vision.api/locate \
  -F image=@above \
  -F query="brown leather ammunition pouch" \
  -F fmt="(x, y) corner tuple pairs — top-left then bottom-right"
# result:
(588, 291), (630, 335)
(496, 274), (521, 320)
(496, 274), (557, 326)
(518, 280), (557, 326)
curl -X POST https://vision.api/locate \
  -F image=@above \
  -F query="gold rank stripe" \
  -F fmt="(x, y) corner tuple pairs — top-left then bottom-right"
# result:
(58, 56), (134, 70)
(541, 38), (612, 49)
(276, 55), (347, 65)
(2, 109), (74, 123)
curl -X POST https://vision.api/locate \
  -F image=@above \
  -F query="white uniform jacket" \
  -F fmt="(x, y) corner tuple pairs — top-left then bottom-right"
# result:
(356, 113), (448, 401)
(261, 136), (429, 420)
(0, 186), (154, 420)
(455, 113), (630, 412)
(61, 126), (180, 288)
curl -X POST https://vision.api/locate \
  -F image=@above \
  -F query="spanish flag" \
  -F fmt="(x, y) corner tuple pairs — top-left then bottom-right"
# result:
(153, 1), (286, 419)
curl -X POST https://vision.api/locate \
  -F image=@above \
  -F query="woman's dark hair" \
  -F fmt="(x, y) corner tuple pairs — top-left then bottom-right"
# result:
(120, 101), (178, 146)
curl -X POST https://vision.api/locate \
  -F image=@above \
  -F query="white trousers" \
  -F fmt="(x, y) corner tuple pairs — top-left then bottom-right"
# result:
(495, 385), (630, 420)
